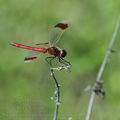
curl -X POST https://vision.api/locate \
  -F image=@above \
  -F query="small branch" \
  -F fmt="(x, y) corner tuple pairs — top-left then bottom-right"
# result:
(49, 59), (72, 120)
(50, 68), (60, 120)
(85, 16), (120, 120)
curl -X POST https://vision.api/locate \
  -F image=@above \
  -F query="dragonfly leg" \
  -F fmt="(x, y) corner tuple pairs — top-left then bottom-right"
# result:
(46, 57), (72, 71)
(58, 57), (72, 71)
(45, 56), (56, 67)
(59, 57), (71, 66)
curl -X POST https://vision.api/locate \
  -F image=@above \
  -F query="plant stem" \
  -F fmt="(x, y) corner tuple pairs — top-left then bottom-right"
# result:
(50, 69), (60, 120)
(48, 58), (71, 120)
(85, 16), (120, 120)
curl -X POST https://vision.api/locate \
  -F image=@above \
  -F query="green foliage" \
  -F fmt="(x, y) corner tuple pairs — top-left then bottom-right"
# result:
(0, 0), (120, 119)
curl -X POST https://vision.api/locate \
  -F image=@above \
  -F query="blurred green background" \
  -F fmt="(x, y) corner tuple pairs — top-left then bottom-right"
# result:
(0, 0), (120, 120)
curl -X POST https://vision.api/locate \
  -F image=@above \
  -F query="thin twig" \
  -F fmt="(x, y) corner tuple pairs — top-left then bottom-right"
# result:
(49, 59), (71, 120)
(85, 16), (120, 120)
(50, 69), (60, 120)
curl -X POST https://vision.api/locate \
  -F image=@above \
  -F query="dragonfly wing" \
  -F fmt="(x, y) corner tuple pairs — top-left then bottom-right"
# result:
(10, 42), (46, 62)
(24, 51), (40, 62)
(35, 42), (49, 45)
(49, 21), (69, 46)
(24, 43), (47, 62)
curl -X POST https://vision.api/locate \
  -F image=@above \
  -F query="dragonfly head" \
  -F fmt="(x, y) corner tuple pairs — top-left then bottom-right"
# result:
(61, 49), (67, 58)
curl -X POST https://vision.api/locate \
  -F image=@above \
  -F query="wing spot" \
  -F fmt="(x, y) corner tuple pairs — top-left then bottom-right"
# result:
(55, 23), (68, 30)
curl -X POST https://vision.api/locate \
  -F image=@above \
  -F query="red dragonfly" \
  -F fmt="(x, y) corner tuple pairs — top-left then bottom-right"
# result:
(11, 21), (71, 68)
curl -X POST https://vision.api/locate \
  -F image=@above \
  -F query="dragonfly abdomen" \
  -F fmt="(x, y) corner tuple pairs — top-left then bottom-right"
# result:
(10, 42), (47, 53)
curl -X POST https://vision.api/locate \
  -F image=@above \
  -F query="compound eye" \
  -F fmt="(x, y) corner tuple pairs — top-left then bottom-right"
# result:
(61, 50), (67, 57)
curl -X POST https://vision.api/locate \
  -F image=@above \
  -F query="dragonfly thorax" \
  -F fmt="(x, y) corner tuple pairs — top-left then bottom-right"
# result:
(47, 47), (67, 58)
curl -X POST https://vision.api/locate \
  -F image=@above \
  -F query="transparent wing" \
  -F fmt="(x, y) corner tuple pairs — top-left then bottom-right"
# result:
(10, 42), (46, 62)
(24, 50), (40, 62)
(49, 22), (68, 47)
(24, 44), (45, 62)
(35, 42), (48, 45)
